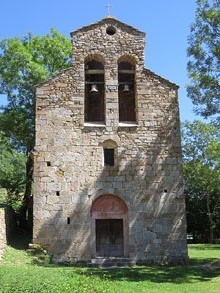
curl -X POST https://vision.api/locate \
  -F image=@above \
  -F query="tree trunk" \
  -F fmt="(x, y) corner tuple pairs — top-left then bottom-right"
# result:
(19, 153), (33, 230)
(207, 193), (214, 243)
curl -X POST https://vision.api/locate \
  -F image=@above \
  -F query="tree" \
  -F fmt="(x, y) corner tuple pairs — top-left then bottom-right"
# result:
(187, 0), (220, 120)
(0, 132), (26, 209)
(182, 121), (220, 242)
(0, 29), (72, 225)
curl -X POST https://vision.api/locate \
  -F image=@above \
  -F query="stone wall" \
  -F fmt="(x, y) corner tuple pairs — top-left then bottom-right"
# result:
(0, 208), (6, 260)
(33, 17), (188, 264)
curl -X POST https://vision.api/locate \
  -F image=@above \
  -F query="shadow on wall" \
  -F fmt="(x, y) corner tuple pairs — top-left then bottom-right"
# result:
(34, 98), (188, 264)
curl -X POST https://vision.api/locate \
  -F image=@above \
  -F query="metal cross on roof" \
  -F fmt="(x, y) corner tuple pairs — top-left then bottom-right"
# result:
(106, 2), (111, 16)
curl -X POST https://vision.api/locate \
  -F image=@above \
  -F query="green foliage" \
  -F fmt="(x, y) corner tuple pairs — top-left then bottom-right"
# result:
(0, 188), (7, 206)
(0, 28), (72, 153)
(187, 0), (220, 120)
(182, 121), (220, 242)
(0, 132), (26, 209)
(1, 244), (220, 292)
(0, 29), (72, 220)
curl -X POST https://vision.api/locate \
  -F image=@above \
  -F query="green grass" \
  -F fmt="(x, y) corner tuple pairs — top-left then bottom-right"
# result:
(0, 243), (220, 293)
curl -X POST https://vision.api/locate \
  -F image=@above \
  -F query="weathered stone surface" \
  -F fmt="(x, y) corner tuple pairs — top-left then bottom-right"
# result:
(33, 17), (188, 264)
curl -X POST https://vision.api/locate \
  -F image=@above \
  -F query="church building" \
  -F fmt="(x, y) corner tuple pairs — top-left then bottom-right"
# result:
(33, 16), (188, 264)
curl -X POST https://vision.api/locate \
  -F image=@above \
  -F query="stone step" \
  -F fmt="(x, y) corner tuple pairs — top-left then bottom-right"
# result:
(89, 257), (135, 268)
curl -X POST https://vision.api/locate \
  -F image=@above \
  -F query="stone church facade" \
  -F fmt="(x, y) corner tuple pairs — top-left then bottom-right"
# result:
(33, 17), (188, 264)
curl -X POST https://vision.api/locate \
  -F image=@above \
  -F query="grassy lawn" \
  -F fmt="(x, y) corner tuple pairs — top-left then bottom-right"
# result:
(0, 241), (220, 293)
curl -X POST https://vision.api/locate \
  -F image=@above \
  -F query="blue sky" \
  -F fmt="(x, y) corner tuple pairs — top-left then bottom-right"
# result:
(0, 0), (198, 121)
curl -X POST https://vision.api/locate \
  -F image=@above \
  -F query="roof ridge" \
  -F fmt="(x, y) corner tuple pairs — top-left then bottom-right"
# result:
(70, 17), (145, 37)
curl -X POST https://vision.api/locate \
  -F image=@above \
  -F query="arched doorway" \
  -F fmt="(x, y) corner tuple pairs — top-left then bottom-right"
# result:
(90, 195), (128, 258)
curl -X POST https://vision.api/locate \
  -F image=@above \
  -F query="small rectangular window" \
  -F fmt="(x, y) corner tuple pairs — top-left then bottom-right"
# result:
(104, 149), (114, 166)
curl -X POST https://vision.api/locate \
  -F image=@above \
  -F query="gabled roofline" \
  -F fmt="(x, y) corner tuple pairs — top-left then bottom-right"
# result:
(143, 68), (179, 89)
(70, 16), (145, 37)
(34, 66), (72, 89)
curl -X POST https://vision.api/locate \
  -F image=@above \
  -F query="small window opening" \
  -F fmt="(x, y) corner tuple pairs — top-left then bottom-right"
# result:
(56, 191), (60, 196)
(47, 161), (51, 167)
(164, 189), (168, 193)
(106, 26), (116, 35)
(67, 217), (70, 224)
(104, 149), (114, 166)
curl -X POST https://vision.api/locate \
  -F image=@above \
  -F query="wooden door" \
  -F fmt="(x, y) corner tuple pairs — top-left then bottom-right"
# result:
(96, 219), (124, 257)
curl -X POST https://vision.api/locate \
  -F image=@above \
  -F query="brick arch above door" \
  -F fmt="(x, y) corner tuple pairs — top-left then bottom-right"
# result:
(90, 194), (129, 258)
(91, 194), (128, 217)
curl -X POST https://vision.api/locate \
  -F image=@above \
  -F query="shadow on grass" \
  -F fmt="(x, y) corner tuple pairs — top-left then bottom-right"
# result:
(30, 256), (220, 285)
(8, 237), (220, 285)
(82, 258), (220, 284)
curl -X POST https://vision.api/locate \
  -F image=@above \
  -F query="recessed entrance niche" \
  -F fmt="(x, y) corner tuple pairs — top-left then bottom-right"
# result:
(90, 194), (128, 258)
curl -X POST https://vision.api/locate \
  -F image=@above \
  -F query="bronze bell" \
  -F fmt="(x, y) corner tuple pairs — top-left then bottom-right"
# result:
(90, 84), (99, 93)
(123, 84), (130, 92)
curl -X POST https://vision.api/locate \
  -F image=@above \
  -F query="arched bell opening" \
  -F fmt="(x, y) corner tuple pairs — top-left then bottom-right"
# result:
(84, 57), (105, 123)
(118, 56), (136, 123)
(90, 194), (128, 258)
